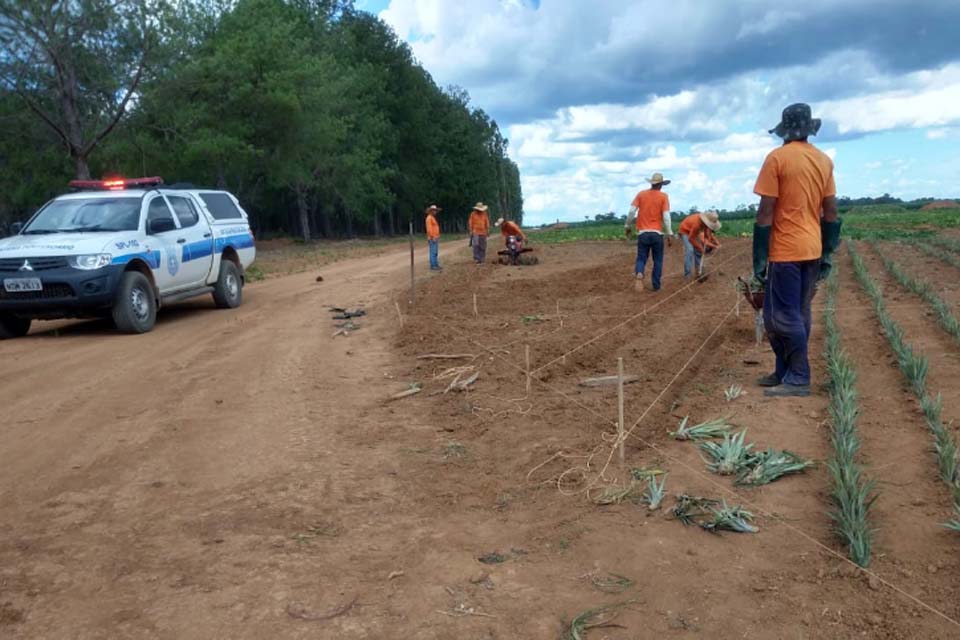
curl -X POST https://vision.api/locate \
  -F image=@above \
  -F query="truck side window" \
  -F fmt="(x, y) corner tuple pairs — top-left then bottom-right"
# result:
(147, 197), (176, 225)
(168, 196), (200, 228)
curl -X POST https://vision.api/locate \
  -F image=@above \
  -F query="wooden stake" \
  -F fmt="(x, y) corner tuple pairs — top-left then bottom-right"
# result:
(525, 344), (531, 394)
(395, 301), (404, 329)
(408, 221), (415, 304)
(617, 357), (625, 464)
(473, 292), (478, 317)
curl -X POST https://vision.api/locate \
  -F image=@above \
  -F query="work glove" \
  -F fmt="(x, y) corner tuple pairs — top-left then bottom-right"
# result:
(624, 226), (631, 238)
(818, 219), (843, 281)
(752, 223), (771, 284)
(667, 235), (674, 248)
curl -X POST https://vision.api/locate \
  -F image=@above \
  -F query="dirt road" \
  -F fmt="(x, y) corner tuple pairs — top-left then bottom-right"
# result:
(0, 242), (458, 639)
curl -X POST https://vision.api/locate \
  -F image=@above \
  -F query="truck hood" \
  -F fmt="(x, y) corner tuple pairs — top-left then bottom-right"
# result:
(0, 232), (140, 258)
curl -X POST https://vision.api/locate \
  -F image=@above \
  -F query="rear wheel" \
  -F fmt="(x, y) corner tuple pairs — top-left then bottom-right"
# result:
(0, 314), (31, 339)
(112, 271), (157, 334)
(212, 260), (242, 309)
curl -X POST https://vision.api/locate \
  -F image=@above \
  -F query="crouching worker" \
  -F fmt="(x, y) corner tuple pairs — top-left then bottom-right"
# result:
(494, 217), (527, 264)
(752, 103), (842, 398)
(678, 210), (721, 278)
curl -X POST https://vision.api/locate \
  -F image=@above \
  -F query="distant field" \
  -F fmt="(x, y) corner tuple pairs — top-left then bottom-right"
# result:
(529, 206), (960, 244)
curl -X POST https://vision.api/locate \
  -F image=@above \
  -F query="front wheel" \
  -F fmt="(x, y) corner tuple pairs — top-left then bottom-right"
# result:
(0, 314), (31, 339)
(212, 260), (242, 309)
(112, 271), (157, 334)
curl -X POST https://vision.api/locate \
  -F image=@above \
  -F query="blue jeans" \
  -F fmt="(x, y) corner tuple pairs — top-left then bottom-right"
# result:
(763, 260), (820, 385)
(635, 232), (664, 290)
(428, 239), (440, 269)
(471, 234), (487, 263)
(681, 234), (701, 277)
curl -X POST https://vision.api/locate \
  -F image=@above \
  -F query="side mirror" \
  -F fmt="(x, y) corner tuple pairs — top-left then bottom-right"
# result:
(9, 221), (23, 235)
(148, 217), (176, 234)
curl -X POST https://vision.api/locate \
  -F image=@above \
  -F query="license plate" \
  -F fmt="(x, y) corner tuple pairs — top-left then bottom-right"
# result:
(3, 278), (42, 292)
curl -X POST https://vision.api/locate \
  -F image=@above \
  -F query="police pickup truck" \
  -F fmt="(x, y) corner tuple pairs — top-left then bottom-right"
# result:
(0, 177), (255, 338)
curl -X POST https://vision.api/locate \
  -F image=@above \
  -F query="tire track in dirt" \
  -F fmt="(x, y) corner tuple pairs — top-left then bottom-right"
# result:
(837, 245), (960, 625)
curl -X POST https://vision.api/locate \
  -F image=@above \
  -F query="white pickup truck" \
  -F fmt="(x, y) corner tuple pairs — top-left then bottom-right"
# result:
(0, 177), (256, 338)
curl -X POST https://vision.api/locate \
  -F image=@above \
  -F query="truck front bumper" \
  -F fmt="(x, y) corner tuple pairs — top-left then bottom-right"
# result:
(0, 265), (125, 319)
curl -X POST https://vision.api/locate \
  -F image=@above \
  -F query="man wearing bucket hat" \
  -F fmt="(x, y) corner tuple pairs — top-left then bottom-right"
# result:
(425, 204), (442, 271)
(752, 103), (842, 398)
(468, 203), (491, 264)
(624, 172), (675, 291)
(678, 210), (721, 278)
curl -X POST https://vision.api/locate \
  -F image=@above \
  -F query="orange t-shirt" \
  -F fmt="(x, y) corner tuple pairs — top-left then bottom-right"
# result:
(678, 213), (718, 252)
(631, 189), (670, 233)
(753, 142), (836, 262)
(468, 211), (489, 236)
(425, 214), (440, 240)
(500, 220), (525, 239)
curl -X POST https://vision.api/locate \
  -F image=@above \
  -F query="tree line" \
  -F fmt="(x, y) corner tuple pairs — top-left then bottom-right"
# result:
(0, 0), (523, 240)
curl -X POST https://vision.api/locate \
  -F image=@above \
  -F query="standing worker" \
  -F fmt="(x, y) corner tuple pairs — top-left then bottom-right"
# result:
(678, 210), (721, 278)
(625, 173), (674, 291)
(425, 204), (442, 271)
(752, 103), (842, 397)
(468, 202), (490, 264)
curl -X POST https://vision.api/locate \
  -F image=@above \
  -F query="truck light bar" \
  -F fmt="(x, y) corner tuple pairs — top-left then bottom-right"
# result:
(68, 177), (164, 191)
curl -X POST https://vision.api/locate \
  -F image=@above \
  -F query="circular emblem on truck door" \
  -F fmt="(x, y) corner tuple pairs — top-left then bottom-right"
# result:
(167, 251), (180, 276)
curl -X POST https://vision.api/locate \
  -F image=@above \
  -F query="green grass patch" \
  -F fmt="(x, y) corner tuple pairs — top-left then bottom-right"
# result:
(528, 206), (960, 245)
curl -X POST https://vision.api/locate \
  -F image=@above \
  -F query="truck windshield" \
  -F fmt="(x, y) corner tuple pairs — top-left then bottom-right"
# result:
(23, 197), (141, 234)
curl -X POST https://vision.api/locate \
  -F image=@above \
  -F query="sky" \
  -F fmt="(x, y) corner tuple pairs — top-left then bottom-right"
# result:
(360, 0), (960, 225)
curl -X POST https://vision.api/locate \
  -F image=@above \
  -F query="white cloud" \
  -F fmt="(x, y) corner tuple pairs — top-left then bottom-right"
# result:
(821, 64), (960, 134)
(376, 1), (960, 223)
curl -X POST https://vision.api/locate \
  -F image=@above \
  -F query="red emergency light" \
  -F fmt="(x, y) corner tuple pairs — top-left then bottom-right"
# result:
(68, 176), (164, 191)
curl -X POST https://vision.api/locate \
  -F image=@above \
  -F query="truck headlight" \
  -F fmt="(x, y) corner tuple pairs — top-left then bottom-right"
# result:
(70, 254), (113, 270)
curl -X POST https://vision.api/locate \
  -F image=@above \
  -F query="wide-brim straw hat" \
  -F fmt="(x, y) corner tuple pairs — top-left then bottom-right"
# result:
(427, 204), (441, 212)
(769, 103), (822, 142)
(647, 172), (671, 186)
(702, 210), (721, 231)
(473, 202), (489, 212)
(494, 217), (504, 226)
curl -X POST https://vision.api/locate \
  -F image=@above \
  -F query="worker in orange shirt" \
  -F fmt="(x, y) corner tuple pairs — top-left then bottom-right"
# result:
(494, 217), (527, 264)
(678, 210), (721, 278)
(625, 172), (674, 291)
(468, 202), (490, 264)
(425, 204), (442, 271)
(752, 103), (841, 397)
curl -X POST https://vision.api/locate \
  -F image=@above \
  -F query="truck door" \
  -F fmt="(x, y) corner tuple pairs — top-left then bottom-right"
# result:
(164, 193), (214, 288)
(144, 195), (181, 295)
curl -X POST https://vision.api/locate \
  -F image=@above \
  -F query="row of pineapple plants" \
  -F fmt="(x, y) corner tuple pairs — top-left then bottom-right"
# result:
(871, 241), (960, 345)
(848, 241), (960, 530)
(821, 264), (877, 566)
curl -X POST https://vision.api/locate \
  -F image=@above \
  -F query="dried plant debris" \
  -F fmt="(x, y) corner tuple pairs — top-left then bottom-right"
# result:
(590, 573), (634, 594)
(592, 480), (644, 506)
(700, 430), (754, 475)
(568, 599), (638, 640)
(672, 494), (720, 526)
(736, 449), (815, 486)
(670, 416), (733, 441)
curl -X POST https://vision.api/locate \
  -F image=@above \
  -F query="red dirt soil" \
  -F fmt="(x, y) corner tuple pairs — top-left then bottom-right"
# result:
(920, 201), (959, 210)
(1, 239), (958, 639)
